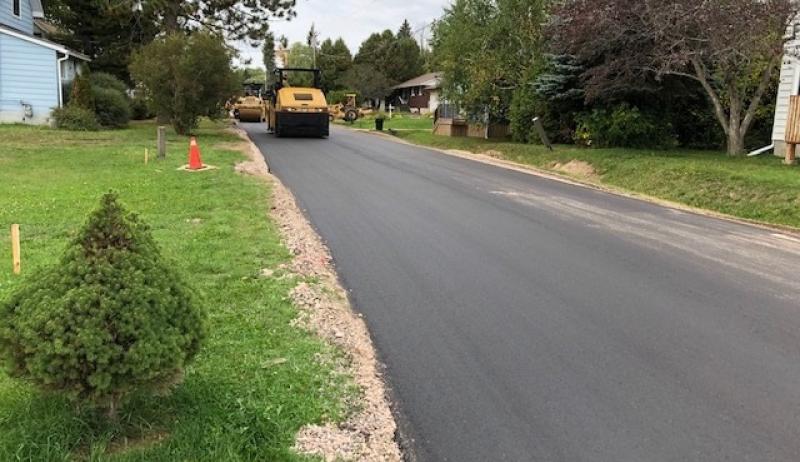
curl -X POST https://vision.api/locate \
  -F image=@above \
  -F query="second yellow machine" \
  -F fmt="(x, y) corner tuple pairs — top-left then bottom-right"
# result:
(266, 68), (329, 138)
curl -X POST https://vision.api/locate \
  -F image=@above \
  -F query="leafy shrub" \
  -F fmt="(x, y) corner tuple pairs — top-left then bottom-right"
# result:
(92, 86), (131, 128)
(131, 93), (154, 120)
(0, 193), (205, 417)
(52, 104), (100, 131)
(90, 72), (129, 95)
(575, 104), (677, 148)
(510, 79), (542, 143)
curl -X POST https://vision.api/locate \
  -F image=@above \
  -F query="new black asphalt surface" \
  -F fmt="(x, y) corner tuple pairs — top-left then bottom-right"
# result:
(241, 123), (800, 462)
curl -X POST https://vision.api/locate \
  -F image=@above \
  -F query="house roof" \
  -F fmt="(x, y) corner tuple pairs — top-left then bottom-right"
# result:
(393, 72), (443, 90)
(33, 18), (61, 36)
(0, 24), (90, 61)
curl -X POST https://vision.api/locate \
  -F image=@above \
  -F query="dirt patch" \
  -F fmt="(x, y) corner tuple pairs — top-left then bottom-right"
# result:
(228, 127), (402, 462)
(446, 149), (475, 157)
(481, 149), (504, 159)
(552, 160), (598, 180)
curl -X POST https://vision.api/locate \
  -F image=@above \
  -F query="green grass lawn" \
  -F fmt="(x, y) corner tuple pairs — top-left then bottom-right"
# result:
(337, 114), (433, 130)
(392, 130), (800, 229)
(0, 121), (352, 461)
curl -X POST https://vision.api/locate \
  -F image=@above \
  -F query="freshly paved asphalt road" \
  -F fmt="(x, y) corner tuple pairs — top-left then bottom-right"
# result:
(242, 123), (800, 462)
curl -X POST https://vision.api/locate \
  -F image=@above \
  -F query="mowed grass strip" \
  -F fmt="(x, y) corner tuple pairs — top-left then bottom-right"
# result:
(392, 130), (800, 229)
(0, 121), (351, 461)
(337, 114), (433, 130)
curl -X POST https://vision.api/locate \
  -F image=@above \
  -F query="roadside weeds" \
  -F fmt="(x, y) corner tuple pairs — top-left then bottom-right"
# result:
(230, 128), (403, 462)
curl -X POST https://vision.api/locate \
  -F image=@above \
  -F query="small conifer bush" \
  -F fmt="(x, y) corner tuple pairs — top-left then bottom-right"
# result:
(0, 193), (204, 417)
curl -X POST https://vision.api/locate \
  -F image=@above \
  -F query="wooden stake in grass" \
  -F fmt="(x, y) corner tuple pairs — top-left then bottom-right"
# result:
(11, 224), (20, 274)
(145, 148), (149, 165)
(158, 126), (166, 159)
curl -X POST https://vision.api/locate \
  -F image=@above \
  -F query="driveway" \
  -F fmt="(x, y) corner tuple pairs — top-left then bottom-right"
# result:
(242, 123), (800, 462)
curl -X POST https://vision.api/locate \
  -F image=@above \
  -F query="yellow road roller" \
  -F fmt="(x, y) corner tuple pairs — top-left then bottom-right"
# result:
(266, 68), (329, 138)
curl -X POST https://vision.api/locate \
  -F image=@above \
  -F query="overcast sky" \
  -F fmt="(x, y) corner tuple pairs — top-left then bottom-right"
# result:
(235, 0), (453, 67)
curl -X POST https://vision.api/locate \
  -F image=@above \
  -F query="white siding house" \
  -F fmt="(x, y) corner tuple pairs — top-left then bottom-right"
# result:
(772, 22), (800, 155)
(0, 0), (88, 125)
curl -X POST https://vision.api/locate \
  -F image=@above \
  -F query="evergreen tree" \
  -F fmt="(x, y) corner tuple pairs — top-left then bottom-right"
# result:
(319, 38), (353, 93)
(355, 22), (425, 84)
(0, 193), (205, 418)
(263, 33), (277, 77)
(398, 19), (413, 38)
(387, 34), (425, 83)
(44, 0), (158, 82)
(45, 0), (296, 82)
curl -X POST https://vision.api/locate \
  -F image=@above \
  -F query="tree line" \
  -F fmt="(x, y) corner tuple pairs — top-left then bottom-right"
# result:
(431, 0), (798, 155)
(267, 20), (428, 105)
(43, 0), (298, 133)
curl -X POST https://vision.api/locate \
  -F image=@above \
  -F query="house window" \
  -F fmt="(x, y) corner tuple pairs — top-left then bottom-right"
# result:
(13, 0), (20, 17)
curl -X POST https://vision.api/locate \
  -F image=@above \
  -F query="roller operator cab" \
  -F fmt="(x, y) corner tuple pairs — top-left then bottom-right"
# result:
(267, 68), (330, 138)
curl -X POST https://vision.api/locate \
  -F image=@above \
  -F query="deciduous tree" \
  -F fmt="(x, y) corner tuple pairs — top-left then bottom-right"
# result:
(130, 33), (237, 134)
(551, 0), (799, 155)
(432, 0), (549, 120)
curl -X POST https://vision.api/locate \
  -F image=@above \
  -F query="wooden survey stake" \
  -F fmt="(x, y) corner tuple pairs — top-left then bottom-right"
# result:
(11, 224), (20, 274)
(784, 95), (800, 165)
(158, 126), (166, 159)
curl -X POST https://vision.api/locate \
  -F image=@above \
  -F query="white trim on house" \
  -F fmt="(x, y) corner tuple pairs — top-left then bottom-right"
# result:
(0, 24), (89, 61)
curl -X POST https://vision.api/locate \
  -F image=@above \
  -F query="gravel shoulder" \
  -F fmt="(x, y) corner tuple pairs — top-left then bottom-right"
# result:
(229, 127), (402, 462)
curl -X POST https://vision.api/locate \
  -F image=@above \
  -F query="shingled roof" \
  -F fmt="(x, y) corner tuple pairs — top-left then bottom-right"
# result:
(392, 72), (443, 90)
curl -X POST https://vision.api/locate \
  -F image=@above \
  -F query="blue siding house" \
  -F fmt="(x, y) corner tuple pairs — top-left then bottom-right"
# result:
(0, 0), (88, 124)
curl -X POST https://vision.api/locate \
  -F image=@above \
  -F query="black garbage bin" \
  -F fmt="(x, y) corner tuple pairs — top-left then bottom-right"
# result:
(375, 118), (384, 131)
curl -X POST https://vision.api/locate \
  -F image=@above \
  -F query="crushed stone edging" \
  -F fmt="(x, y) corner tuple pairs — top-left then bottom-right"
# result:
(229, 127), (403, 462)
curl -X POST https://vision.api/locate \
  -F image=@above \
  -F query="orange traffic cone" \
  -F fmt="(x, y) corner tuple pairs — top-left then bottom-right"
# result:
(188, 137), (204, 170)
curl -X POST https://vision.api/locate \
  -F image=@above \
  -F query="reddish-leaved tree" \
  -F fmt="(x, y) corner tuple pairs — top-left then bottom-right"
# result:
(551, 0), (799, 154)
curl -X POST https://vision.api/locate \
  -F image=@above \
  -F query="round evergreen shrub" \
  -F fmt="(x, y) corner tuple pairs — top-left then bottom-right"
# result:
(0, 193), (205, 417)
(92, 86), (131, 128)
(90, 72), (129, 95)
(52, 105), (100, 131)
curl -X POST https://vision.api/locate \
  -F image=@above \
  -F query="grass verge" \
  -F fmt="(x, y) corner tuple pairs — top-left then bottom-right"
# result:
(0, 121), (352, 461)
(390, 130), (800, 229)
(336, 114), (433, 130)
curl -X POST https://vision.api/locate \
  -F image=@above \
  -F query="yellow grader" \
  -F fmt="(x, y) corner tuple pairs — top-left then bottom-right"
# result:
(265, 68), (329, 137)
(328, 93), (361, 122)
